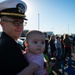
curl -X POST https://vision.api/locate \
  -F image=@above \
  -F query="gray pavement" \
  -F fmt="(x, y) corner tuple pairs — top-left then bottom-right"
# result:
(50, 52), (75, 75)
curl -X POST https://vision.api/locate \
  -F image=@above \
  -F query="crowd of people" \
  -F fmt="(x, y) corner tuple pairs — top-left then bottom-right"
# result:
(44, 34), (74, 60)
(44, 33), (75, 61)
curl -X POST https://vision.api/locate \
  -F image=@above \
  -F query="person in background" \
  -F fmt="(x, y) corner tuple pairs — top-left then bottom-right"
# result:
(55, 35), (61, 60)
(43, 32), (50, 60)
(48, 35), (56, 57)
(0, 0), (37, 75)
(72, 36), (75, 51)
(24, 30), (48, 75)
(60, 35), (65, 60)
(63, 34), (71, 61)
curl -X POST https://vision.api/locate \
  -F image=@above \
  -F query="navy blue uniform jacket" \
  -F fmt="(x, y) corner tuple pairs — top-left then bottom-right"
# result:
(0, 32), (29, 75)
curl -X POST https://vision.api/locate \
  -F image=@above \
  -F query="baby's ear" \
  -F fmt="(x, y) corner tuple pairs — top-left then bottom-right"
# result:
(25, 41), (28, 47)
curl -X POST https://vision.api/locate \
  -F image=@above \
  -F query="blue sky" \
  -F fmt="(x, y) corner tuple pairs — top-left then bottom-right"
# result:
(0, 0), (75, 35)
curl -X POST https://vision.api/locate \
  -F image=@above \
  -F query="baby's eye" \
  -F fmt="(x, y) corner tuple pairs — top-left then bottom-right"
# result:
(33, 41), (37, 44)
(41, 42), (45, 44)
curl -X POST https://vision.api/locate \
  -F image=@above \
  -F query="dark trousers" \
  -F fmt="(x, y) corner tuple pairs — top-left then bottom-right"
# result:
(51, 49), (56, 57)
(64, 47), (71, 60)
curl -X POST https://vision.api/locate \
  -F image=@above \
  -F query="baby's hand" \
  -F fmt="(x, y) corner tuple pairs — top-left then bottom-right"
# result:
(22, 50), (26, 54)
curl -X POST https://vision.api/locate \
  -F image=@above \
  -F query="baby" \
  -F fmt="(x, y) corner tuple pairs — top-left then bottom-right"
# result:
(24, 30), (48, 75)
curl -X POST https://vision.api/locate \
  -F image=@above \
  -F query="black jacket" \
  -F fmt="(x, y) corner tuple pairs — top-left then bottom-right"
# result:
(0, 32), (29, 75)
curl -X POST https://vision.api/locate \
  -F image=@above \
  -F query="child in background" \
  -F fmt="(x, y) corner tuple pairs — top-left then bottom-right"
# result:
(24, 30), (48, 75)
(43, 48), (56, 75)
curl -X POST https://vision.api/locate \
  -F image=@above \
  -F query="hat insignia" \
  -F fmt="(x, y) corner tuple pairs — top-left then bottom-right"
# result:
(17, 3), (25, 14)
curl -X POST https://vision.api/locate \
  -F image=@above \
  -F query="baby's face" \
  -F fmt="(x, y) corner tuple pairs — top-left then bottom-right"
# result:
(27, 33), (45, 54)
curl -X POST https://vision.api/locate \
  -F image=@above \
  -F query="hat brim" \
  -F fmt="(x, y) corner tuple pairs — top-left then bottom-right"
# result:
(0, 8), (28, 20)
(0, 15), (28, 20)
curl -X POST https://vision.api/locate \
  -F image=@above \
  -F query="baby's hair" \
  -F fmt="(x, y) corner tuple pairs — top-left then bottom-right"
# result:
(26, 30), (45, 41)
